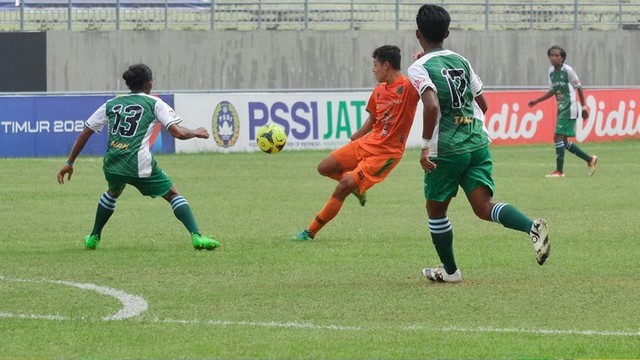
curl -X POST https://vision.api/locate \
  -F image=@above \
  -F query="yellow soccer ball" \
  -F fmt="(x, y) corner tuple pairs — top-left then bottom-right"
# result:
(256, 123), (287, 154)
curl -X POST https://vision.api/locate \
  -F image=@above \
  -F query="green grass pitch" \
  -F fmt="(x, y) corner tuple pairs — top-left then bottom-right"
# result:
(1, 140), (639, 359)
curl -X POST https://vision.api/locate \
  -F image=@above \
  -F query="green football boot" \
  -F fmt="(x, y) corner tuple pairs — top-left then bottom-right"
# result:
(192, 234), (220, 251)
(292, 229), (314, 241)
(84, 234), (100, 250)
(352, 190), (367, 207)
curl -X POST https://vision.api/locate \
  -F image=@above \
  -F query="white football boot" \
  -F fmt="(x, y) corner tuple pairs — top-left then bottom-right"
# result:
(422, 266), (463, 283)
(530, 218), (550, 265)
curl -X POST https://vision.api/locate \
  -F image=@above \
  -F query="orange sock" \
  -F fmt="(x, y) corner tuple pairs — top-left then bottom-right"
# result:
(308, 196), (344, 236)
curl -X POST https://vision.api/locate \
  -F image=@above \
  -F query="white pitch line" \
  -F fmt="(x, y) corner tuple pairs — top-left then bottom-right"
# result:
(0, 312), (67, 321)
(406, 325), (640, 337)
(49, 279), (148, 321)
(1, 275), (638, 337)
(159, 318), (361, 331)
(1, 310), (638, 337)
(0, 275), (148, 321)
(158, 320), (640, 337)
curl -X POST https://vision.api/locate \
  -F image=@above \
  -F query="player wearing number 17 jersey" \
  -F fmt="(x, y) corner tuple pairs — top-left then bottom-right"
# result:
(407, 4), (550, 283)
(57, 64), (219, 251)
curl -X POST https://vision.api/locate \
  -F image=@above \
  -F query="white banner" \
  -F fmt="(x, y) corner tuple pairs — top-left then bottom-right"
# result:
(174, 92), (425, 153)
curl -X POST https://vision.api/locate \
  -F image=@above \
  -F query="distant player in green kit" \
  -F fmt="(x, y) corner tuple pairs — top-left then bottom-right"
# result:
(57, 64), (219, 251)
(408, 5), (550, 283)
(528, 45), (598, 178)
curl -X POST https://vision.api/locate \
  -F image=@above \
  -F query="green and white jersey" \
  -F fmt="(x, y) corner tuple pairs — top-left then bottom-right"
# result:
(408, 49), (489, 157)
(85, 93), (181, 178)
(548, 64), (582, 121)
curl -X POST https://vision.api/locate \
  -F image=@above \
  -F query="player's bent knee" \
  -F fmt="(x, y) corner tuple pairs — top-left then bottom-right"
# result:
(333, 179), (356, 200)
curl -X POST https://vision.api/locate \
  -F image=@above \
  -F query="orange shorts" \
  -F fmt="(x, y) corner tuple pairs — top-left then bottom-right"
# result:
(330, 141), (400, 193)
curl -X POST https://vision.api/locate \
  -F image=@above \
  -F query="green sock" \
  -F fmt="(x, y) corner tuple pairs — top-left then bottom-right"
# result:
(555, 141), (565, 172)
(490, 203), (533, 233)
(91, 192), (116, 236)
(428, 217), (457, 274)
(170, 196), (200, 235)
(565, 141), (592, 162)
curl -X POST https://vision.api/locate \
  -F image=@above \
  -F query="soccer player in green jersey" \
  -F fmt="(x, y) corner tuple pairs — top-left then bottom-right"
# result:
(407, 4), (550, 283)
(57, 64), (219, 251)
(528, 45), (598, 178)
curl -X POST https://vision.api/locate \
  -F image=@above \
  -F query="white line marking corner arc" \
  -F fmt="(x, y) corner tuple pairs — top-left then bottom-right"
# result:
(0, 275), (148, 321)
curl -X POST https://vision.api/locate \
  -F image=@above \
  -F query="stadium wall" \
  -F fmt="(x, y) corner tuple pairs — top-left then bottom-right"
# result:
(44, 30), (639, 92)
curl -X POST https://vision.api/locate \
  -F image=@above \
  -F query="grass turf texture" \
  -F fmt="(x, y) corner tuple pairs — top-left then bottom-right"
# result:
(1, 140), (638, 359)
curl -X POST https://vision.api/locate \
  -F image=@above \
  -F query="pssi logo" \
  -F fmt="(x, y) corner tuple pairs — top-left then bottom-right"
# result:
(211, 101), (240, 148)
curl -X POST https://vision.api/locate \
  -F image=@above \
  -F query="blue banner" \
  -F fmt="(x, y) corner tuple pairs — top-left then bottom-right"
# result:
(0, 94), (175, 158)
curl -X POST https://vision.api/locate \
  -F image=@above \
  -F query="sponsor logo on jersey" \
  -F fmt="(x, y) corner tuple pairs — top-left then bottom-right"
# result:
(211, 101), (240, 148)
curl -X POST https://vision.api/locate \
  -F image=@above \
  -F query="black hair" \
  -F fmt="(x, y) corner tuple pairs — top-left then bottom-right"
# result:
(372, 45), (402, 70)
(416, 4), (450, 44)
(547, 45), (567, 61)
(122, 64), (153, 91)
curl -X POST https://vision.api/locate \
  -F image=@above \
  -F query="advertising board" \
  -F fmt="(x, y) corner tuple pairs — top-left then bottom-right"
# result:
(0, 94), (176, 157)
(174, 89), (640, 153)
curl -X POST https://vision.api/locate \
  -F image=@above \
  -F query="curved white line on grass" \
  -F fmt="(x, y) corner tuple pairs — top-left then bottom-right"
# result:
(49, 279), (148, 321)
(1, 275), (637, 337)
(0, 275), (147, 321)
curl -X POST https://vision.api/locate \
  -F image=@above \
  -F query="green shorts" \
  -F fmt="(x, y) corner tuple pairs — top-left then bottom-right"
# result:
(104, 165), (173, 198)
(424, 146), (495, 202)
(555, 117), (576, 137)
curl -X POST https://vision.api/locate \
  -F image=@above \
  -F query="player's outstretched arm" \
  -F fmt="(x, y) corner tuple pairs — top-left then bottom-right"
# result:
(168, 124), (210, 140)
(528, 91), (554, 107)
(57, 127), (94, 185)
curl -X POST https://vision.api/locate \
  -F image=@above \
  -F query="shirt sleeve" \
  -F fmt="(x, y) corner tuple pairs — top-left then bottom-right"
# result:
(154, 98), (182, 128)
(366, 87), (377, 114)
(468, 64), (483, 96)
(408, 62), (436, 95)
(85, 103), (108, 133)
(567, 66), (582, 89)
(547, 67), (554, 91)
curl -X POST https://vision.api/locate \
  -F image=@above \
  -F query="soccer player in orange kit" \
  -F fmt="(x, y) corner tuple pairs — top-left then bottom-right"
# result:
(292, 45), (420, 241)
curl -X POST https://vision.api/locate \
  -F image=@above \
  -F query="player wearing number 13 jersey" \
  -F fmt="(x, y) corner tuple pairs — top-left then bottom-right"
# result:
(57, 64), (219, 251)
(407, 4), (550, 283)
(91, 92), (181, 178)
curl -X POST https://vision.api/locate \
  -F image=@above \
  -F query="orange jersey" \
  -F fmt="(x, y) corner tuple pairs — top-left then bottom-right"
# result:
(357, 75), (420, 157)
